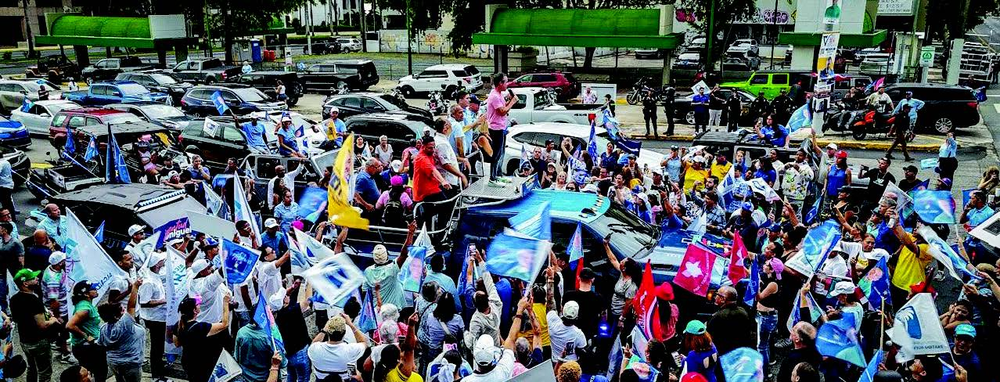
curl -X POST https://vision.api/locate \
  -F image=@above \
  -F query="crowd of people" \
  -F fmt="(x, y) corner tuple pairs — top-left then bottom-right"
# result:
(0, 70), (993, 382)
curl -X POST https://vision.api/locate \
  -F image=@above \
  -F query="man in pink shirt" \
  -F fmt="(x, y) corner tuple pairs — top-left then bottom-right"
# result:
(485, 73), (519, 178)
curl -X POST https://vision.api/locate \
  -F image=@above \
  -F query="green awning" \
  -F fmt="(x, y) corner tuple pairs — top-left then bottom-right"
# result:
(34, 14), (192, 48)
(778, 30), (888, 48)
(473, 8), (682, 49)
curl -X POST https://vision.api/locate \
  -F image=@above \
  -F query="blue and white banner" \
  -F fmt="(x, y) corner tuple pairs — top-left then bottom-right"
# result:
(303, 253), (364, 306)
(211, 91), (229, 116)
(786, 104), (813, 133)
(63, 208), (128, 304)
(83, 135), (99, 162)
(917, 225), (979, 282)
(222, 239), (260, 285)
(207, 350), (242, 382)
(485, 228), (551, 283)
(203, 118), (221, 137)
(509, 201), (551, 240)
(886, 293), (949, 360)
(232, 174), (260, 240)
(816, 317), (866, 367)
(784, 220), (842, 278)
(719, 347), (764, 382)
(154, 218), (190, 250)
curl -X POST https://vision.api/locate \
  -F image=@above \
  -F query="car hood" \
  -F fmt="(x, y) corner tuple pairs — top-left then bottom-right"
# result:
(0, 120), (25, 132)
(719, 80), (748, 88)
(123, 92), (170, 101)
(399, 75), (415, 81)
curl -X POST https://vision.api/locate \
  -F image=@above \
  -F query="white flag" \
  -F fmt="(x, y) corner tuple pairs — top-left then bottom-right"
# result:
(746, 178), (780, 202)
(131, 231), (162, 269)
(232, 175), (260, 240)
(207, 350), (242, 382)
(303, 253), (364, 305)
(886, 293), (949, 361)
(64, 208), (127, 303)
(203, 118), (220, 137)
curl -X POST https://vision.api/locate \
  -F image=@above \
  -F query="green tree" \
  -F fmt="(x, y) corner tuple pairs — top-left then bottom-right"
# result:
(203, 0), (314, 63)
(377, 0), (444, 38)
(676, 0), (758, 71)
(926, 0), (999, 40)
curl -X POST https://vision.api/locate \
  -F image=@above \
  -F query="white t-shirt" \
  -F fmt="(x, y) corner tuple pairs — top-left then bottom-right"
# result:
(433, 132), (460, 186)
(255, 261), (283, 301)
(308, 341), (367, 380)
(462, 349), (515, 382)
(546, 310), (587, 362)
(191, 272), (229, 324)
(138, 272), (167, 322)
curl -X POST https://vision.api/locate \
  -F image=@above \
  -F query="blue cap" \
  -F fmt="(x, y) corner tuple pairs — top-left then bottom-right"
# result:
(741, 202), (753, 211)
(768, 222), (782, 232)
(204, 237), (219, 248)
(955, 323), (976, 338)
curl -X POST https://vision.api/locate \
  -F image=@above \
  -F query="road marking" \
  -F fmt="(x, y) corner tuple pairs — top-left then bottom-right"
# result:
(993, 104), (1000, 114)
(30, 162), (52, 169)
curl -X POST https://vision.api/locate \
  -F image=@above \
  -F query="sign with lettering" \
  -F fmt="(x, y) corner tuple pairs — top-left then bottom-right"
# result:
(878, 0), (916, 16)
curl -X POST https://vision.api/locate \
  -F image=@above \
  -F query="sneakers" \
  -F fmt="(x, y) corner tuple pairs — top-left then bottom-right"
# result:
(58, 353), (78, 364)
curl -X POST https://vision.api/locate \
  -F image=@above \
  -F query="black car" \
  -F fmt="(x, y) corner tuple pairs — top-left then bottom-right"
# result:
(176, 116), (268, 170)
(103, 102), (196, 131)
(672, 88), (758, 127)
(883, 83), (981, 134)
(222, 71), (304, 106)
(115, 71), (193, 104)
(180, 85), (287, 116)
(345, 114), (432, 158)
(301, 60), (379, 93)
(322, 92), (431, 121)
(81, 57), (158, 84)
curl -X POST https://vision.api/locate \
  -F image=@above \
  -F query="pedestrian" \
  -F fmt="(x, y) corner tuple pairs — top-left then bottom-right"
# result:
(892, 91), (924, 132)
(375, 135), (394, 167)
(275, 80), (287, 102)
(34, 203), (66, 248)
(662, 83), (676, 136)
(754, 257), (783, 368)
(321, 107), (347, 149)
(681, 320), (718, 382)
(0, 220), (24, 313)
(41, 252), (74, 364)
(824, 150), (852, 208)
(485, 73), (519, 179)
(642, 89), (658, 138)
(776, 322), (820, 382)
(175, 295), (231, 382)
(97, 278), (146, 382)
(0, 156), (14, 216)
(235, 300), (285, 381)
(139, 253), (169, 382)
(544, 266), (587, 363)
(603, 94), (616, 117)
(582, 87), (598, 104)
(755, 115), (789, 148)
(770, 89), (791, 124)
(412, 135), (452, 226)
(749, 92), (769, 121)
(66, 281), (107, 382)
(11, 268), (59, 382)
(274, 279), (313, 382)
(692, 88), (710, 134)
(708, 86), (725, 132)
(276, 117), (302, 158)
(364, 224), (416, 311)
(308, 313), (369, 381)
(706, 286), (754, 356)
(240, 117), (269, 152)
(38, 84), (49, 101)
(725, 93), (742, 132)
(885, 104), (914, 161)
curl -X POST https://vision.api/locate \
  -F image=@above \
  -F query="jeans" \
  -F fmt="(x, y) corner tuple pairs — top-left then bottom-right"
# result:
(109, 362), (143, 382)
(286, 347), (311, 382)
(145, 320), (166, 379)
(22, 339), (52, 382)
(756, 311), (779, 368)
(694, 110), (708, 133)
(73, 341), (108, 382)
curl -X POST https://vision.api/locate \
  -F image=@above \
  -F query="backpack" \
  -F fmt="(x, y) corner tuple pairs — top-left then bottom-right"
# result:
(382, 198), (406, 227)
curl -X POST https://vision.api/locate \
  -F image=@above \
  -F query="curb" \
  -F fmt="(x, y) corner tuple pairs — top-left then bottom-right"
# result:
(626, 134), (944, 152)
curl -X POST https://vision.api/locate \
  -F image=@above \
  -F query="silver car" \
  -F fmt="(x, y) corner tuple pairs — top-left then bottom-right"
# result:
(9, 99), (80, 136)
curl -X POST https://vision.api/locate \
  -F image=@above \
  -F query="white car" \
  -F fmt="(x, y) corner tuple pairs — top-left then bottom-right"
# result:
(10, 99), (80, 136)
(503, 122), (661, 176)
(859, 53), (893, 76)
(396, 64), (484, 96)
(730, 39), (759, 56)
(0, 79), (63, 115)
(336, 37), (362, 53)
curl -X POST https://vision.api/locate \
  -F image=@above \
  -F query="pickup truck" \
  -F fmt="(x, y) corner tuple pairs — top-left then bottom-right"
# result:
(61, 81), (170, 107)
(81, 57), (158, 84)
(170, 58), (242, 84)
(507, 87), (602, 125)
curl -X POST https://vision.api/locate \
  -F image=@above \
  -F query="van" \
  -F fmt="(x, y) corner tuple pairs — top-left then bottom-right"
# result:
(720, 71), (814, 99)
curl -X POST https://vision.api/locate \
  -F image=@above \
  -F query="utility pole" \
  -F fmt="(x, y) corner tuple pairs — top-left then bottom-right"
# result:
(769, 0), (778, 69)
(21, 0), (35, 59)
(360, 0), (368, 52)
(406, 0), (412, 74)
(306, 2), (313, 55)
(706, 0), (715, 71)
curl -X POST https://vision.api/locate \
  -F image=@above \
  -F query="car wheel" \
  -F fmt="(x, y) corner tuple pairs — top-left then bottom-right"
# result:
(933, 117), (955, 134)
(506, 160), (518, 176)
(400, 86), (415, 97)
(286, 97), (298, 107)
(335, 81), (349, 93)
(685, 111), (696, 125)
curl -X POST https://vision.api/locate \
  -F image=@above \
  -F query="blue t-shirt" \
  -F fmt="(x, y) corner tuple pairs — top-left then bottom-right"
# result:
(753, 169), (777, 185)
(380, 170), (409, 186)
(967, 206), (996, 228)
(692, 94), (710, 113)
(241, 122), (268, 151)
(355, 171), (380, 205)
(684, 345), (719, 382)
(277, 127), (299, 155)
(260, 231), (287, 254)
(332, 119), (347, 147)
(761, 124), (788, 146)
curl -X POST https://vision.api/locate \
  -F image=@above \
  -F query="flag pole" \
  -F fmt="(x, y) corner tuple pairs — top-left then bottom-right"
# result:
(878, 299), (886, 352)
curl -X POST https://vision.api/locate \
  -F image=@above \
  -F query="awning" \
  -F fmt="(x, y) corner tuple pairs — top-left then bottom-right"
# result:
(472, 8), (683, 49)
(778, 30), (888, 48)
(34, 14), (194, 49)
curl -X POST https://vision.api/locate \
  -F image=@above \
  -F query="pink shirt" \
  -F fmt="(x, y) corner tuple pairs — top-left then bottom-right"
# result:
(486, 89), (508, 131)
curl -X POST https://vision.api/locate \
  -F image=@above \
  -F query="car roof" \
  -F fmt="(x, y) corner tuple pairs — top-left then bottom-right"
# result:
(32, 100), (78, 106)
(241, 71), (297, 76)
(324, 59), (373, 65)
(508, 122), (602, 137)
(54, 183), (187, 210)
(78, 121), (168, 136)
(425, 64), (475, 70)
(885, 82), (970, 90)
(58, 108), (129, 116)
(348, 113), (420, 122)
(93, 80), (142, 86)
(192, 84), (253, 90)
(469, 189), (610, 223)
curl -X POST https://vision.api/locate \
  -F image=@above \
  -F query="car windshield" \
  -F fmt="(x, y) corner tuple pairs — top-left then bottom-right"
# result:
(149, 74), (179, 85)
(118, 84), (149, 96)
(142, 105), (186, 119)
(335, 65), (360, 74)
(21, 81), (61, 92)
(592, 203), (660, 258)
(233, 88), (268, 102)
(377, 95), (405, 109)
(104, 114), (143, 124)
(679, 53), (700, 60)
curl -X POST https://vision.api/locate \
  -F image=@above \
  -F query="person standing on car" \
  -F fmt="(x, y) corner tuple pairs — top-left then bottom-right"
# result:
(770, 89), (792, 124)
(662, 82), (676, 136)
(892, 91), (924, 134)
(692, 88), (710, 134)
(642, 89), (658, 138)
(38, 84), (49, 101)
(708, 86), (726, 132)
(885, 104), (914, 161)
(485, 73), (519, 179)
(726, 93), (742, 132)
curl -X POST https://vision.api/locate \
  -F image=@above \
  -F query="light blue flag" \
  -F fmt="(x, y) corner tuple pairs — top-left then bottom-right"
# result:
(356, 291), (378, 333)
(910, 190), (956, 224)
(785, 220), (841, 278)
(251, 287), (285, 353)
(567, 223), (584, 263)
(222, 239), (260, 285)
(297, 187), (328, 224)
(93, 221), (105, 243)
(485, 229), (550, 283)
(107, 133), (130, 184)
(743, 255), (759, 306)
(804, 197), (822, 224)
(587, 122), (598, 160)
(920, 157), (938, 170)
(20, 98), (31, 113)
(786, 104), (813, 133)
(917, 225), (980, 282)
(518, 145), (529, 170)
(398, 246), (427, 293)
(63, 125), (75, 155)
(509, 201), (551, 240)
(858, 257), (892, 310)
(786, 290), (822, 332)
(83, 135), (99, 162)
(719, 347), (765, 382)
(232, 173), (260, 239)
(859, 350), (884, 382)
(211, 91), (229, 116)
(816, 317), (866, 367)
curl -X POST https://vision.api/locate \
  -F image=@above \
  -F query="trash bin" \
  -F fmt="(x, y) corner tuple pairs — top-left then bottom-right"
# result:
(250, 39), (263, 63)
(263, 50), (275, 62)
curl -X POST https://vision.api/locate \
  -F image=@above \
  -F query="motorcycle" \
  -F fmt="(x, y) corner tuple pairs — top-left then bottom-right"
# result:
(427, 85), (447, 115)
(390, 87), (406, 104)
(850, 106), (896, 140)
(822, 101), (866, 134)
(626, 77), (653, 105)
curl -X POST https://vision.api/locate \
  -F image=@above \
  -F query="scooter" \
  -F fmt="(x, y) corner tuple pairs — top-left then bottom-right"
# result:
(823, 101), (866, 134)
(427, 85), (447, 115)
(850, 107), (896, 140)
(390, 87), (406, 103)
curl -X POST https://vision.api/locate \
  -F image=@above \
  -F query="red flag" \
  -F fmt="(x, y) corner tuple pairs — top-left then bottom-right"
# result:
(574, 258), (584, 289)
(727, 234), (749, 286)
(673, 244), (717, 297)
(632, 261), (661, 339)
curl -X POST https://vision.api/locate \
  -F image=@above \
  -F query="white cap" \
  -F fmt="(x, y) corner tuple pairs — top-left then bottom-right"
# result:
(48, 251), (66, 266)
(473, 335), (501, 367)
(830, 280), (857, 297)
(390, 160), (403, 173)
(373, 244), (389, 264)
(328, 106), (340, 114)
(692, 155), (705, 163)
(562, 300), (580, 320)
(167, 237), (185, 246)
(264, 218), (279, 229)
(167, 170), (179, 178)
(148, 252), (167, 268)
(191, 259), (211, 275)
(581, 183), (600, 193)
(826, 143), (838, 150)
(128, 224), (145, 237)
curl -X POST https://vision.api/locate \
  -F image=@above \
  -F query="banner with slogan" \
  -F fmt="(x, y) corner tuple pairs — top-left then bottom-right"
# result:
(154, 217), (190, 249)
(63, 208), (128, 303)
(303, 253), (365, 305)
(817, 32), (840, 83)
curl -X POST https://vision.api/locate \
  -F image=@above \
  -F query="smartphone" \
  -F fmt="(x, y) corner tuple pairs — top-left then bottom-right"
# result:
(469, 243), (477, 255)
(347, 362), (357, 375)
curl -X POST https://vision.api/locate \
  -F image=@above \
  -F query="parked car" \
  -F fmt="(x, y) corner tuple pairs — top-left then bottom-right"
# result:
(0, 144), (31, 187)
(719, 71), (814, 99)
(81, 57), (157, 84)
(170, 58), (242, 84)
(672, 52), (702, 70)
(505, 72), (580, 100)
(729, 39), (760, 56)
(344, 113), (432, 158)
(24, 56), (80, 83)
(175, 116), (272, 170)
(859, 53), (893, 76)
(721, 57), (759, 72)
(503, 122), (661, 175)
(300, 60), (379, 93)
(0, 80), (63, 115)
(0, 116), (29, 148)
(47, 108), (143, 146)
(883, 83), (981, 133)
(635, 48), (667, 59)
(61, 81), (170, 106)
(222, 71), (304, 106)
(115, 71), (193, 104)
(103, 102), (196, 131)
(10, 100), (80, 136)
(180, 85), (286, 116)
(672, 88), (757, 126)
(335, 37), (363, 53)
(396, 64), (484, 97)
(506, 87), (602, 125)
(321, 92), (431, 120)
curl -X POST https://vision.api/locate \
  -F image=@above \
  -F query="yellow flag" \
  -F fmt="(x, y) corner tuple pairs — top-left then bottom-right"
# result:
(328, 133), (369, 230)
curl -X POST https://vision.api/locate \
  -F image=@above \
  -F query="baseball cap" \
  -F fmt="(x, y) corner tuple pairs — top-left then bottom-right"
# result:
(767, 222), (782, 232)
(328, 106), (340, 114)
(683, 320), (706, 335)
(391, 175), (405, 187)
(390, 159), (403, 173)
(693, 155), (705, 163)
(826, 143), (838, 150)
(48, 251), (66, 266)
(13, 269), (41, 284)
(373, 244), (389, 264)
(904, 165), (918, 173)
(741, 201), (754, 211)
(671, 145), (679, 150)
(954, 323), (976, 339)
(562, 301), (581, 320)
(204, 237), (219, 248)
(73, 280), (96, 296)
(167, 170), (179, 178)
(769, 258), (785, 280)
(469, 95), (481, 104)
(578, 268), (597, 281)
(128, 224), (145, 237)
(655, 282), (675, 301)
(835, 150), (848, 159)
(191, 259), (211, 275)
(264, 218), (279, 229)
(830, 280), (856, 297)
(473, 335), (501, 366)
